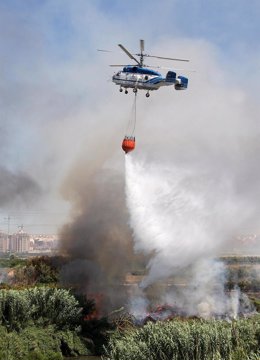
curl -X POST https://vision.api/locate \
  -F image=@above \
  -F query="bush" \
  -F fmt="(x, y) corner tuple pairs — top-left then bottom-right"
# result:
(10, 256), (65, 286)
(0, 325), (90, 360)
(25, 352), (46, 360)
(103, 316), (260, 360)
(0, 287), (81, 330)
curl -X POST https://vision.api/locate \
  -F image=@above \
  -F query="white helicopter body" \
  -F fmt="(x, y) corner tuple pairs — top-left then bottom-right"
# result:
(108, 40), (189, 97)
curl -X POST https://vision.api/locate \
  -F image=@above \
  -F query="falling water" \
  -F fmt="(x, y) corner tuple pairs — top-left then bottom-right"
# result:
(124, 155), (256, 318)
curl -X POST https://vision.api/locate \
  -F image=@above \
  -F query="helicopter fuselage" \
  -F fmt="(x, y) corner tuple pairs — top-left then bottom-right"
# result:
(112, 66), (164, 91)
(112, 66), (188, 94)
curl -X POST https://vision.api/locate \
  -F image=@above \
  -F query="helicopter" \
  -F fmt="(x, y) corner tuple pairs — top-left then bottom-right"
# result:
(109, 40), (190, 97)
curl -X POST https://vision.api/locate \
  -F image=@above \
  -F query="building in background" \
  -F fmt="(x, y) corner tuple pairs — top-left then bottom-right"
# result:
(0, 232), (9, 253)
(9, 226), (30, 253)
(0, 227), (58, 255)
(31, 234), (58, 253)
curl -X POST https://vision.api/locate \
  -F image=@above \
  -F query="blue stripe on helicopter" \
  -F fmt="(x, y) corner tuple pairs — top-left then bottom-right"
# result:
(122, 66), (161, 76)
(146, 76), (164, 84)
(114, 77), (164, 84)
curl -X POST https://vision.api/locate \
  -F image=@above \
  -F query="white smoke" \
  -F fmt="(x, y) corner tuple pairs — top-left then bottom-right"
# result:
(125, 155), (257, 317)
(126, 156), (249, 284)
(163, 259), (240, 319)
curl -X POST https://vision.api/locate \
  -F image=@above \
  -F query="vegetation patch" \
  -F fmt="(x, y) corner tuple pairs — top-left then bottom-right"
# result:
(103, 316), (260, 360)
(0, 285), (115, 357)
(0, 325), (90, 360)
(0, 287), (81, 331)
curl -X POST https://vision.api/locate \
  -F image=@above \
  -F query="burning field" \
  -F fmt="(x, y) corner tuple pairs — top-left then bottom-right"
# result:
(58, 153), (260, 324)
(57, 87), (260, 357)
(56, 115), (260, 359)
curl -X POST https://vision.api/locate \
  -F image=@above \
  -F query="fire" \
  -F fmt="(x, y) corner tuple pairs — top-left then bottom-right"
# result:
(143, 304), (179, 324)
(84, 293), (104, 321)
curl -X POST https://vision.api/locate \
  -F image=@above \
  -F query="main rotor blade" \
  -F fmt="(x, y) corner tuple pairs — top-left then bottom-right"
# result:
(146, 65), (196, 72)
(109, 64), (128, 67)
(97, 49), (113, 52)
(144, 54), (190, 62)
(118, 44), (140, 65)
(145, 65), (172, 70)
(140, 39), (144, 53)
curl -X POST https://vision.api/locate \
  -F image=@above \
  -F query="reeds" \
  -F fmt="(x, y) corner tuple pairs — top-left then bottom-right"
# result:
(103, 316), (260, 360)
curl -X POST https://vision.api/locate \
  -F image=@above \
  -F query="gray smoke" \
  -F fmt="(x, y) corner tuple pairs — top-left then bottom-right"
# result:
(59, 167), (134, 314)
(0, 166), (41, 207)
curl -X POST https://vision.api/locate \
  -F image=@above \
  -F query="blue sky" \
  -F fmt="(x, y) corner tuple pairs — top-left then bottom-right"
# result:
(2, 1), (259, 58)
(0, 0), (259, 234)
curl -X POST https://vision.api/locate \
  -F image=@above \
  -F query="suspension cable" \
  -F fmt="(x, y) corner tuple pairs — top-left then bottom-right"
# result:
(131, 92), (137, 137)
(125, 92), (137, 137)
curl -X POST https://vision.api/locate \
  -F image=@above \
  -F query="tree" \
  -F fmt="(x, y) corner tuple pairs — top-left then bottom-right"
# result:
(0, 287), (81, 330)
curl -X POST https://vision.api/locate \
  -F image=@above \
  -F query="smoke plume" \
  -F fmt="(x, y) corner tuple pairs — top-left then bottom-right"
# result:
(59, 166), (134, 314)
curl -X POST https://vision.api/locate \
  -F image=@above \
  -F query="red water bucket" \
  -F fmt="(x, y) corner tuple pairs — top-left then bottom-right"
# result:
(122, 136), (135, 153)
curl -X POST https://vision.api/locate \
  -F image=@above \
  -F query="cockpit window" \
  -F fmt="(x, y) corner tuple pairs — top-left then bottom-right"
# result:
(122, 66), (160, 76)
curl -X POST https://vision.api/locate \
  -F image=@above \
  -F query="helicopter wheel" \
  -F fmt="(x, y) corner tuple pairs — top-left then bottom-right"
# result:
(119, 87), (123, 92)
(125, 90), (128, 94)
(133, 88), (137, 93)
(146, 92), (150, 98)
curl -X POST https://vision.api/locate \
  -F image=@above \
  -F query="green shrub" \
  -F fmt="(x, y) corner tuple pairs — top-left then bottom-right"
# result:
(25, 352), (46, 360)
(0, 325), (90, 360)
(0, 287), (81, 330)
(103, 317), (260, 360)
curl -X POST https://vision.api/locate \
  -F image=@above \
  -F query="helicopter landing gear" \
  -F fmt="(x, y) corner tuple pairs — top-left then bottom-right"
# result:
(133, 88), (137, 93)
(146, 92), (150, 98)
(125, 89), (128, 94)
(119, 87), (123, 92)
